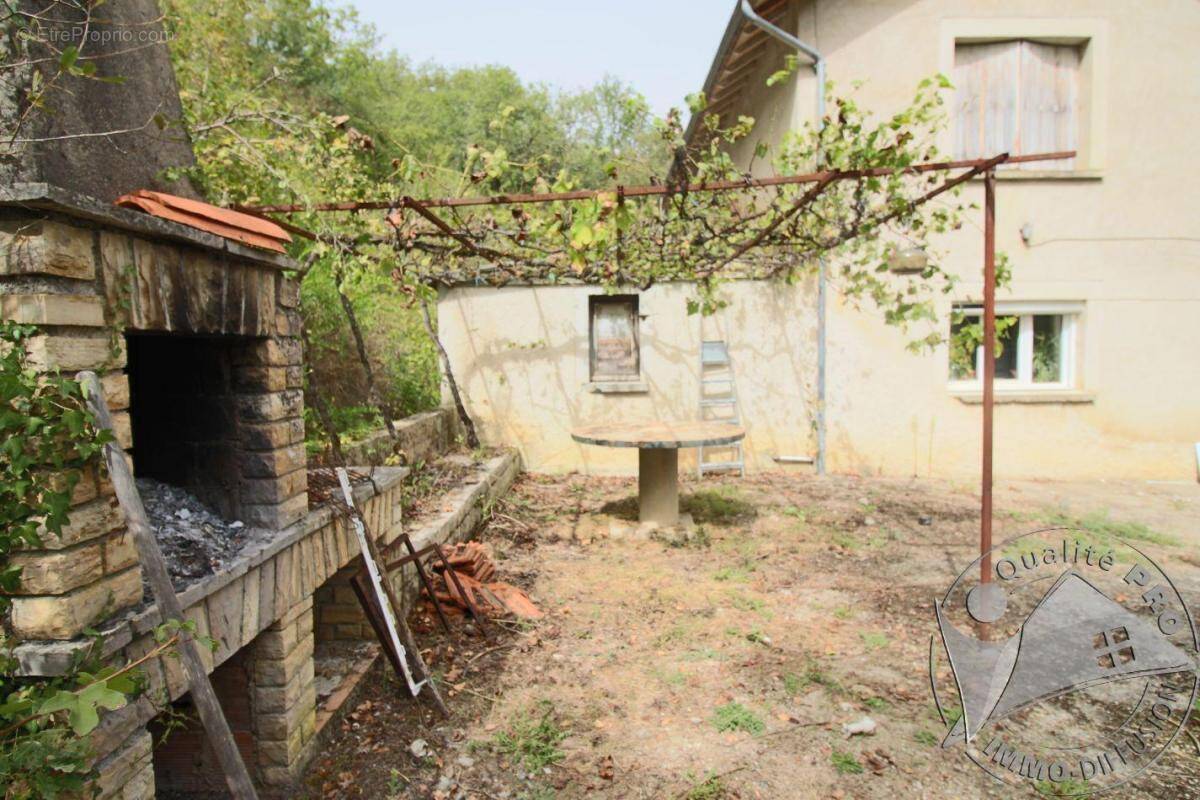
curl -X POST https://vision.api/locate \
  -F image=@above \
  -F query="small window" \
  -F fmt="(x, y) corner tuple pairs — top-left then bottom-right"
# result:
(954, 40), (1081, 170)
(949, 303), (1078, 389)
(589, 295), (639, 381)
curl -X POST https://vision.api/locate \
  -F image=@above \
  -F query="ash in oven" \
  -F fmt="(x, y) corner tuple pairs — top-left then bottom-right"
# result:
(137, 478), (265, 590)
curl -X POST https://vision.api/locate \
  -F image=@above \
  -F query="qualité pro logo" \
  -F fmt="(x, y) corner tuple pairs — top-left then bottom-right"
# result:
(929, 527), (1199, 795)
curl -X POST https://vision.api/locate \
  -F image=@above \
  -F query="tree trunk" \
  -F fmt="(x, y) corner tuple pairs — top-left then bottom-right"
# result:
(335, 276), (397, 441)
(301, 328), (345, 465)
(420, 295), (479, 449)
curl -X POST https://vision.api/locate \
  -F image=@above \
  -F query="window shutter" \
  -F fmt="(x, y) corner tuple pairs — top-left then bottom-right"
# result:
(1017, 41), (1079, 170)
(955, 41), (1020, 162)
(955, 40), (1080, 170)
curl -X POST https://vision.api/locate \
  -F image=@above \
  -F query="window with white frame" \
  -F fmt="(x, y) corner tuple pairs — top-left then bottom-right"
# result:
(949, 302), (1079, 389)
(954, 40), (1082, 170)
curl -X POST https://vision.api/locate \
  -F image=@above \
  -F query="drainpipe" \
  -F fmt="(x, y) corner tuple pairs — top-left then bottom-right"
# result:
(737, 0), (829, 475)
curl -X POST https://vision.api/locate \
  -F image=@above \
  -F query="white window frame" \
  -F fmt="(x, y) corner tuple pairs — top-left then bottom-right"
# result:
(948, 301), (1080, 392)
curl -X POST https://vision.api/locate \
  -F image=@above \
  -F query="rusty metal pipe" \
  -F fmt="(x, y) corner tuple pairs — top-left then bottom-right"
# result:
(981, 170), (997, 583)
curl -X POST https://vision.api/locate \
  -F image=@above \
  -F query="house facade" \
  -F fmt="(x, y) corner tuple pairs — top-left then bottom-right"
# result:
(439, 0), (1200, 481)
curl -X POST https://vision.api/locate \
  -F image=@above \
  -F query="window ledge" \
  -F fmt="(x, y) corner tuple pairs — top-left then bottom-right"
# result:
(970, 169), (1103, 182)
(587, 380), (649, 394)
(951, 390), (1095, 405)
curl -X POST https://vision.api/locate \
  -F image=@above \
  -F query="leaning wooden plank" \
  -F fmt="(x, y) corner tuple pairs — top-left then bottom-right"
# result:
(335, 468), (449, 717)
(79, 371), (259, 800)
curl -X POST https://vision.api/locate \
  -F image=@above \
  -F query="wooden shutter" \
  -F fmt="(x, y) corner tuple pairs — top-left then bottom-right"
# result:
(590, 296), (639, 380)
(1017, 42), (1079, 170)
(955, 40), (1079, 170)
(955, 41), (1020, 163)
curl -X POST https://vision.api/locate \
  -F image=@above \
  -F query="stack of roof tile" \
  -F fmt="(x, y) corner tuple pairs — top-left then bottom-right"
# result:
(424, 541), (541, 619)
(114, 189), (292, 253)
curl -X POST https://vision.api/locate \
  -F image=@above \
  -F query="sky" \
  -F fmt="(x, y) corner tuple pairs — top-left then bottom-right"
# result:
(340, 0), (735, 116)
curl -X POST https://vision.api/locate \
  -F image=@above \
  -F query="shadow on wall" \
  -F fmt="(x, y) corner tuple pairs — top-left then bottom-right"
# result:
(441, 281), (822, 475)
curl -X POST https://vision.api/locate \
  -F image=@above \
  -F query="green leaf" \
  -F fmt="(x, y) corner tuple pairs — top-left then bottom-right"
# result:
(59, 46), (79, 71)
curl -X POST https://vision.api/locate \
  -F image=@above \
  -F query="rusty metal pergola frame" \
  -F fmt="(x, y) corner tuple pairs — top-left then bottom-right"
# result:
(240, 148), (1076, 585)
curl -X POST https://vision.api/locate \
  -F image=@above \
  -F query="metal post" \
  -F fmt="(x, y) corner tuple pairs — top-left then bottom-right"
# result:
(980, 170), (996, 583)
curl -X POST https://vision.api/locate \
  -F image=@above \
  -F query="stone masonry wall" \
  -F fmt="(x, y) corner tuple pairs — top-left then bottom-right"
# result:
(1, 205), (305, 641)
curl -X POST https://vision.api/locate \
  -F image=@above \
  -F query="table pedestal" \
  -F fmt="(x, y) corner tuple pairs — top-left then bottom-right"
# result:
(638, 447), (679, 525)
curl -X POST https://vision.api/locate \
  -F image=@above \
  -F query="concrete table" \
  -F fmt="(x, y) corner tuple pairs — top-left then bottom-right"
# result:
(571, 421), (746, 525)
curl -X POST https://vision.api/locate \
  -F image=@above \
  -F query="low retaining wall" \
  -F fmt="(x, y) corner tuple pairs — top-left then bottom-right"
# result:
(340, 407), (459, 466)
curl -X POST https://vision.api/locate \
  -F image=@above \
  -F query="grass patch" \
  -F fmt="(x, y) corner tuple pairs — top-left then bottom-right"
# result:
(491, 701), (568, 772)
(1042, 509), (1177, 548)
(833, 606), (853, 620)
(651, 667), (687, 687)
(727, 592), (767, 615)
(787, 657), (844, 695)
(711, 702), (765, 735)
(830, 532), (860, 550)
(782, 672), (803, 695)
(684, 771), (728, 800)
(655, 624), (694, 647)
(913, 729), (939, 747)
(781, 505), (809, 523)
(683, 647), (725, 661)
(1035, 778), (1092, 798)
(713, 564), (752, 582)
(831, 750), (863, 775)
(683, 487), (758, 524)
(863, 697), (888, 711)
(860, 631), (890, 650)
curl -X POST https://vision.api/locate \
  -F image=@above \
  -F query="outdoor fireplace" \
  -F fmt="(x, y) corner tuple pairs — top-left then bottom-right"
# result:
(127, 332), (250, 521)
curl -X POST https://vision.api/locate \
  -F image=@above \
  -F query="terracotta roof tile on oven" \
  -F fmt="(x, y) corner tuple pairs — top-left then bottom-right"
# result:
(114, 189), (292, 253)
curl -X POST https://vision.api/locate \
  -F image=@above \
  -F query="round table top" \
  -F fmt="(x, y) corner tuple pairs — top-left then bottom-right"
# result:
(571, 421), (745, 449)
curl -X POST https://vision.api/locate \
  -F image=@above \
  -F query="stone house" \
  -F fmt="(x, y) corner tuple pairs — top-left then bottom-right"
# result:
(439, 0), (1200, 481)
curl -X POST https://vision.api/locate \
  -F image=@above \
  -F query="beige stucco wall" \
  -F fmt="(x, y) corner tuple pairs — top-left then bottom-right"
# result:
(437, 0), (1200, 481)
(438, 281), (818, 475)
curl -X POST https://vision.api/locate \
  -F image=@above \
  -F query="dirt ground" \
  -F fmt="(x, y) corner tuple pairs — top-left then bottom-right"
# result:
(299, 470), (1200, 800)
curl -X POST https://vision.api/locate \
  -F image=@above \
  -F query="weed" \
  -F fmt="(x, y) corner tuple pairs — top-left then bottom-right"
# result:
(386, 768), (408, 797)
(1042, 509), (1177, 547)
(713, 565), (751, 582)
(1035, 778), (1092, 798)
(491, 701), (568, 772)
(651, 667), (687, 687)
(936, 704), (963, 727)
(860, 631), (890, 650)
(863, 697), (888, 711)
(727, 592), (767, 614)
(913, 730), (939, 747)
(832, 606), (853, 620)
(711, 702), (765, 735)
(745, 628), (770, 645)
(782, 672), (803, 695)
(782, 505), (809, 523)
(831, 532), (859, 550)
(792, 657), (844, 695)
(655, 624), (692, 647)
(831, 750), (863, 775)
(683, 647), (725, 661)
(684, 771), (727, 799)
(517, 788), (558, 800)
(683, 488), (758, 524)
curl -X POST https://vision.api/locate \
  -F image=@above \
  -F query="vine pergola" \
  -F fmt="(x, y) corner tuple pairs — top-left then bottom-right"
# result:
(240, 148), (1074, 582)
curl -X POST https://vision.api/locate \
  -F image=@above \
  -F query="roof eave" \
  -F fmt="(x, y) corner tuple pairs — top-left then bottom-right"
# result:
(682, 2), (749, 147)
